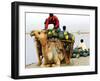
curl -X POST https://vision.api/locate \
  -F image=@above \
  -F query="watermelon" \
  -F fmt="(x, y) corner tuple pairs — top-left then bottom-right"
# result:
(52, 30), (58, 38)
(58, 31), (64, 40)
(65, 35), (68, 40)
(72, 34), (75, 41)
(64, 32), (67, 36)
(47, 29), (53, 38)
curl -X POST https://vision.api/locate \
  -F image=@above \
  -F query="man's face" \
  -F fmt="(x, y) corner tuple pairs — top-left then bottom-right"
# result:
(50, 16), (53, 20)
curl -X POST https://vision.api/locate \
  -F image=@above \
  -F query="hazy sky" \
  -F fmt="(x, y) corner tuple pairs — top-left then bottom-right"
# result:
(25, 13), (90, 65)
(26, 12), (90, 32)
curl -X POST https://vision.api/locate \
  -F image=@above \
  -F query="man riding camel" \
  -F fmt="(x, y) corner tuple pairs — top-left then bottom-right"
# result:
(44, 13), (60, 31)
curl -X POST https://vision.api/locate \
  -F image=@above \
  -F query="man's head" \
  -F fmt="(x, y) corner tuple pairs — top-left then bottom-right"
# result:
(80, 39), (84, 43)
(63, 26), (66, 31)
(49, 13), (53, 17)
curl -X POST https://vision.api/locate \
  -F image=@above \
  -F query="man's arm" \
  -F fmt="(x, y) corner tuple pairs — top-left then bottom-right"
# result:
(45, 18), (49, 29)
(55, 16), (59, 29)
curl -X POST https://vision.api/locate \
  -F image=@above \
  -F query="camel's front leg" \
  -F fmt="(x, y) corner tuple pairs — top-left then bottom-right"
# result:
(41, 47), (48, 65)
(54, 55), (60, 66)
(64, 51), (70, 64)
(35, 41), (42, 66)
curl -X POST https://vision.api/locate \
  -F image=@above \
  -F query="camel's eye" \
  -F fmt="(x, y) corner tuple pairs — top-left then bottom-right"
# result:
(38, 32), (40, 34)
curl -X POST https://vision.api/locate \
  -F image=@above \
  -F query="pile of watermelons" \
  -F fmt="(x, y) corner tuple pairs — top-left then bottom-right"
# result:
(47, 29), (75, 42)
(72, 48), (90, 58)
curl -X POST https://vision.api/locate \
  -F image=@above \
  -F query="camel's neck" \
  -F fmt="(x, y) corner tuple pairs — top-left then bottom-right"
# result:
(41, 40), (48, 47)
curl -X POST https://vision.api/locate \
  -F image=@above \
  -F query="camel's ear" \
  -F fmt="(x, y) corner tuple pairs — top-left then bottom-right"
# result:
(41, 29), (46, 33)
(42, 29), (47, 34)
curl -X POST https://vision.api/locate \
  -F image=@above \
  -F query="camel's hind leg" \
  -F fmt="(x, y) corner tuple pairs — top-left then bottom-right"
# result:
(53, 55), (60, 67)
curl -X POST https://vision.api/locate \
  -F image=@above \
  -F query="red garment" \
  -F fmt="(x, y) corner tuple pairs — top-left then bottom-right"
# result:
(45, 16), (59, 29)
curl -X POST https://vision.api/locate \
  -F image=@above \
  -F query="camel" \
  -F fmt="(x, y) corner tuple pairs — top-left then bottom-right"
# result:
(30, 30), (64, 67)
(30, 30), (74, 67)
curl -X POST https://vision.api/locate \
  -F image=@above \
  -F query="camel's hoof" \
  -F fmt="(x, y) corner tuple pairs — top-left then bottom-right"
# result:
(40, 64), (45, 67)
(37, 62), (41, 66)
(52, 64), (56, 67)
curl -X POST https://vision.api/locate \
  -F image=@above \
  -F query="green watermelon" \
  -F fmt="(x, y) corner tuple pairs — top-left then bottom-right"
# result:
(58, 31), (64, 40)
(47, 29), (53, 38)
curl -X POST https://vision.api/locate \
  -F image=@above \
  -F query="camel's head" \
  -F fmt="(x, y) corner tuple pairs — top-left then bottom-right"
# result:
(30, 30), (47, 39)
(30, 30), (39, 37)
